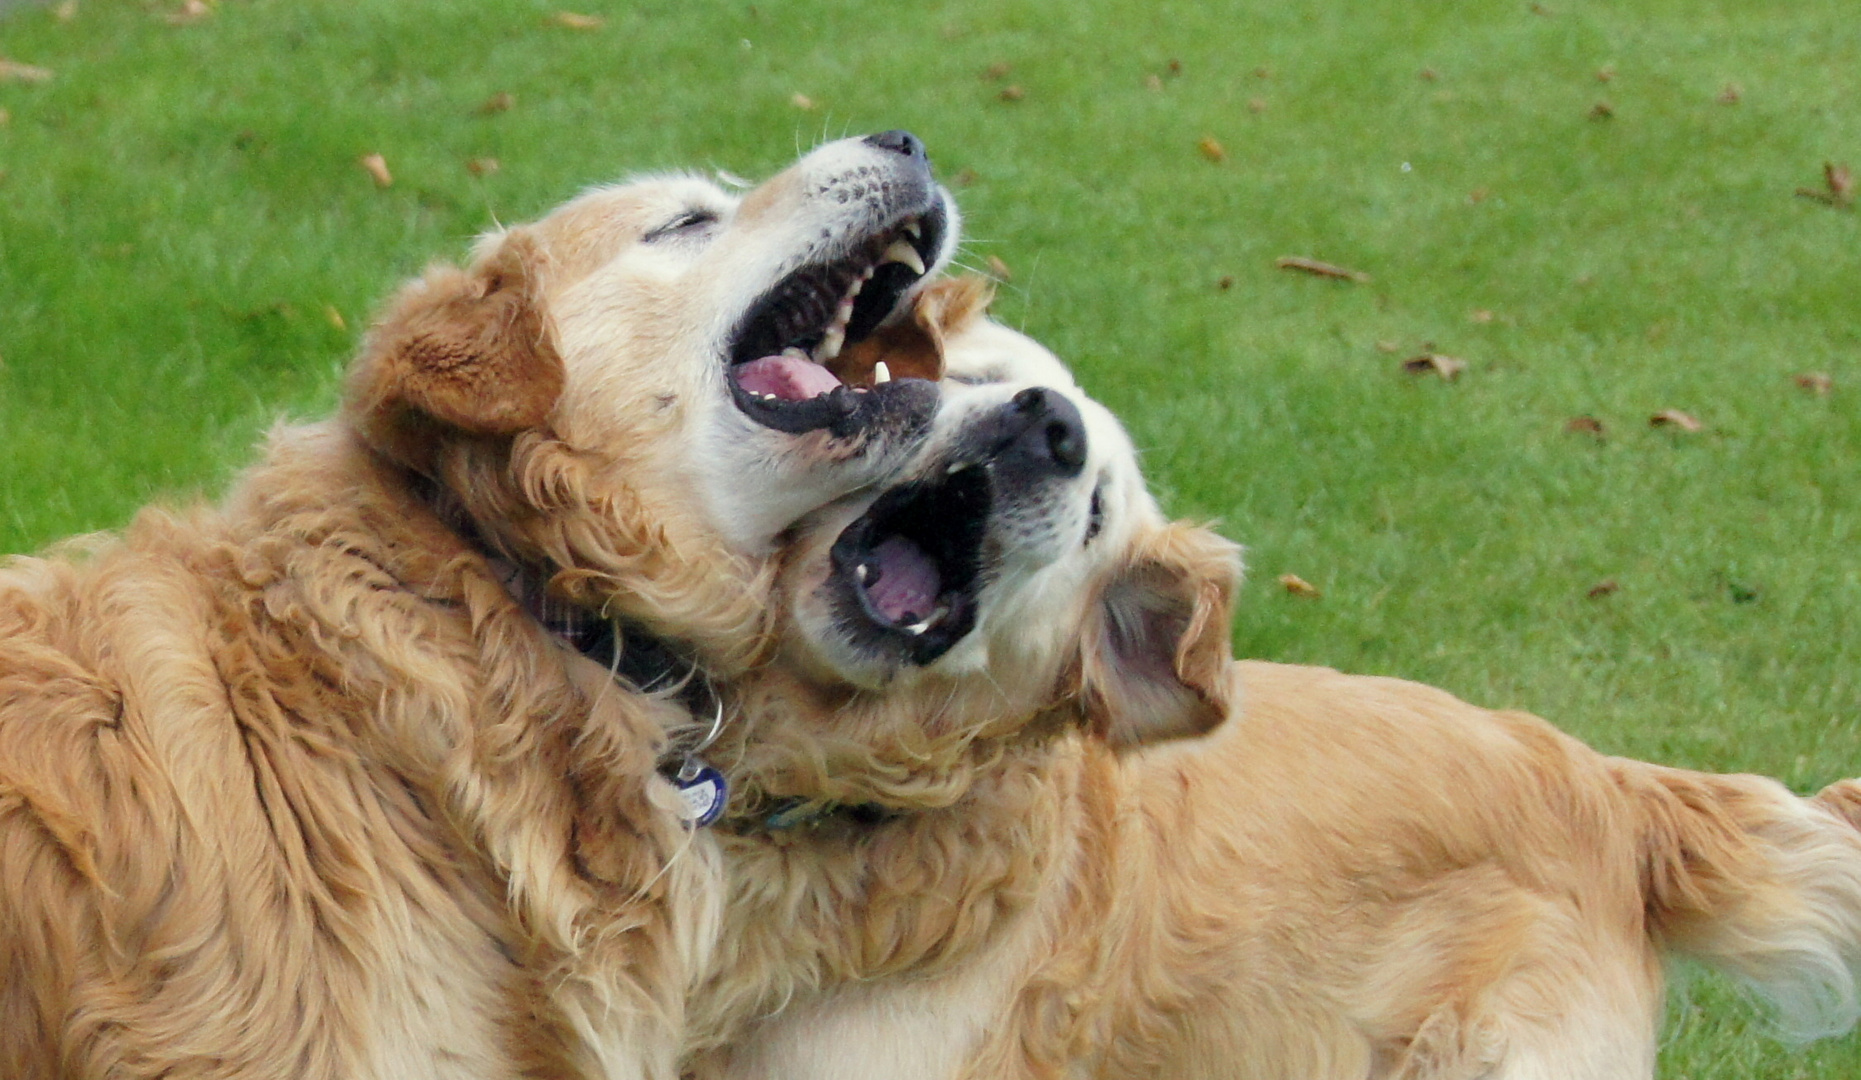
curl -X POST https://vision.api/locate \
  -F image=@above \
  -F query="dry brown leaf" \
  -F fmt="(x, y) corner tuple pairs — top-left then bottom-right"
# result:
(1403, 354), (1466, 381)
(1168, 58), (1183, 74)
(1649, 409), (1702, 432)
(984, 61), (1011, 80)
(1828, 162), (1856, 203)
(1716, 83), (1742, 105)
(1248, 96), (1267, 114)
(552, 11), (604, 29)
(1589, 101), (1614, 119)
(1276, 256), (1370, 283)
(1564, 416), (1605, 437)
(467, 157), (500, 176)
(1794, 372), (1834, 395)
(1469, 309), (1495, 324)
(476, 91), (515, 115)
(1145, 73), (1163, 91)
(0, 60), (54, 84)
(1278, 573), (1321, 598)
(985, 255), (1012, 281)
(1419, 68), (1439, 81)
(1595, 65), (1615, 82)
(1586, 579), (1619, 599)
(1198, 136), (1227, 163)
(1217, 276), (1234, 291)
(789, 92), (815, 110)
(1529, 2), (1556, 14)
(358, 153), (392, 188)
(324, 305), (346, 331)
(165, 0), (210, 25)
(53, 0), (78, 22)
(1253, 66), (1273, 79)
(998, 84), (1025, 102)
(1374, 340), (1401, 353)
(951, 168), (979, 187)
(1469, 187), (1489, 203)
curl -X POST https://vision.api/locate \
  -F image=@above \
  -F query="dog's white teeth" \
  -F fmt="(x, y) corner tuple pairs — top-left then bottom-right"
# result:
(904, 619), (931, 636)
(873, 361), (892, 385)
(780, 346), (810, 360)
(903, 220), (922, 240)
(854, 563), (869, 583)
(903, 606), (947, 636)
(817, 325), (846, 363)
(881, 239), (927, 277)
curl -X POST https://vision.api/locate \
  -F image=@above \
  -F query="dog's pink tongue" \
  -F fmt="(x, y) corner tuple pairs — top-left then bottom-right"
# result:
(865, 536), (941, 625)
(735, 354), (842, 401)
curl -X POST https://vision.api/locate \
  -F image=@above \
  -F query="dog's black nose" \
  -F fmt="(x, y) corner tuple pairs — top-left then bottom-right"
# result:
(864, 129), (929, 166)
(1003, 387), (1088, 477)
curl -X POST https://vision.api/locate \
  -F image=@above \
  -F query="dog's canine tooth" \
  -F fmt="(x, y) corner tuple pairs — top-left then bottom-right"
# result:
(903, 219), (922, 240)
(854, 563), (869, 583)
(880, 239), (927, 277)
(873, 361), (892, 385)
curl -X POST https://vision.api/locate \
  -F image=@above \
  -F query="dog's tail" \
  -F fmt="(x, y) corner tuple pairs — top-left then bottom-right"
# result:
(1621, 762), (1861, 1039)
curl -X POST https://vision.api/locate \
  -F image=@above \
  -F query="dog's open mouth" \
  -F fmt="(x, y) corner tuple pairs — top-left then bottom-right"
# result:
(727, 203), (947, 435)
(828, 459), (988, 665)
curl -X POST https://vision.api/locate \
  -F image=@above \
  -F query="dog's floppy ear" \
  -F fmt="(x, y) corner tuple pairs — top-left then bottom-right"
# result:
(1081, 522), (1241, 750)
(347, 229), (563, 460)
(830, 274), (994, 385)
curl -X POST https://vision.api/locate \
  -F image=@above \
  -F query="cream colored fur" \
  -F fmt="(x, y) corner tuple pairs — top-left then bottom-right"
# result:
(0, 137), (959, 1079)
(686, 323), (1861, 1079)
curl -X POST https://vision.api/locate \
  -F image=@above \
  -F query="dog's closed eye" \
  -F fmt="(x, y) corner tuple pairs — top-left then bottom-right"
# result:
(644, 210), (719, 243)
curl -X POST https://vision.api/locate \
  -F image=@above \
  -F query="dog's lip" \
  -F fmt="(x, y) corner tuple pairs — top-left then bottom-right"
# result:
(826, 458), (988, 666)
(724, 197), (948, 434)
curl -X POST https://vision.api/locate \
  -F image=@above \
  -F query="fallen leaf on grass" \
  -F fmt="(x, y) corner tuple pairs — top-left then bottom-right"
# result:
(1403, 353), (1466, 381)
(467, 157), (500, 176)
(998, 85), (1025, 102)
(1529, 2), (1556, 15)
(1279, 574), (1321, 598)
(1564, 416), (1605, 437)
(985, 255), (1012, 281)
(52, 0), (78, 22)
(0, 60), (54, 84)
(324, 305), (346, 331)
(1419, 68), (1439, 81)
(1168, 59), (1183, 74)
(1595, 65), (1615, 82)
(790, 92), (815, 110)
(164, 0), (211, 25)
(984, 61), (1011, 80)
(1197, 136), (1226, 163)
(476, 91), (515, 115)
(1253, 66), (1273, 79)
(1589, 101), (1615, 120)
(1797, 162), (1854, 208)
(1216, 276), (1234, 291)
(1586, 579), (1619, 599)
(358, 153), (392, 188)
(1648, 409), (1702, 432)
(1276, 256), (1370, 283)
(552, 11), (604, 29)
(1716, 83), (1742, 105)
(1793, 372), (1834, 395)
(1469, 187), (1489, 203)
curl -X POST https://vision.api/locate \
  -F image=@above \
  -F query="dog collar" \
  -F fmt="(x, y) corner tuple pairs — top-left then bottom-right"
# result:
(412, 474), (730, 827)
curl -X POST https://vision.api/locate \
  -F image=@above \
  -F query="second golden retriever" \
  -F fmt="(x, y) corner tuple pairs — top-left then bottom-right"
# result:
(687, 315), (1861, 1079)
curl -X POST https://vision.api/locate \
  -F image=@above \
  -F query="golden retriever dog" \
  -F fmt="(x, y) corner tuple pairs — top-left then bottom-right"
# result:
(683, 316), (1861, 1079)
(0, 131), (964, 1080)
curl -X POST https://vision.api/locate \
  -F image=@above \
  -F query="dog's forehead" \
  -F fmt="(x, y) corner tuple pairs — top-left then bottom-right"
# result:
(517, 173), (737, 283)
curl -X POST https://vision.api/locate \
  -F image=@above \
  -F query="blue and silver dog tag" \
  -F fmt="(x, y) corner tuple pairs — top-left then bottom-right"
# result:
(672, 756), (727, 828)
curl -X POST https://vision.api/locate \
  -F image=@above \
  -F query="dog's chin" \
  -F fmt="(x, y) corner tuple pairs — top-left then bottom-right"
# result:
(721, 193), (953, 438)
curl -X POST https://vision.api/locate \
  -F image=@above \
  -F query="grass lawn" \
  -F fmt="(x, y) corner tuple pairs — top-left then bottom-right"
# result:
(2, 0), (1857, 1072)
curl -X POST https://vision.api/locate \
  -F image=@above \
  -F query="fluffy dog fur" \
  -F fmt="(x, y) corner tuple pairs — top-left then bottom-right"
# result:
(0, 136), (960, 1080)
(686, 318), (1861, 1079)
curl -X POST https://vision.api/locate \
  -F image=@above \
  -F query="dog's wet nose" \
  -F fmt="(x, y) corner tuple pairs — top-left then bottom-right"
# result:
(1004, 387), (1088, 477)
(864, 129), (929, 166)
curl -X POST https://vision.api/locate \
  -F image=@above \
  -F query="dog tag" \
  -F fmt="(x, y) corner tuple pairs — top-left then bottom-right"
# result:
(672, 757), (727, 828)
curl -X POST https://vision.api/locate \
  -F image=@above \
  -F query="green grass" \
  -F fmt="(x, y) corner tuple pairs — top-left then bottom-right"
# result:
(2, 0), (1857, 1072)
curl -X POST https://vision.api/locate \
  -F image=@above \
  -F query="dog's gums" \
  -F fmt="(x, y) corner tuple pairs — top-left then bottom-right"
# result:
(726, 206), (947, 435)
(827, 461), (987, 663)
